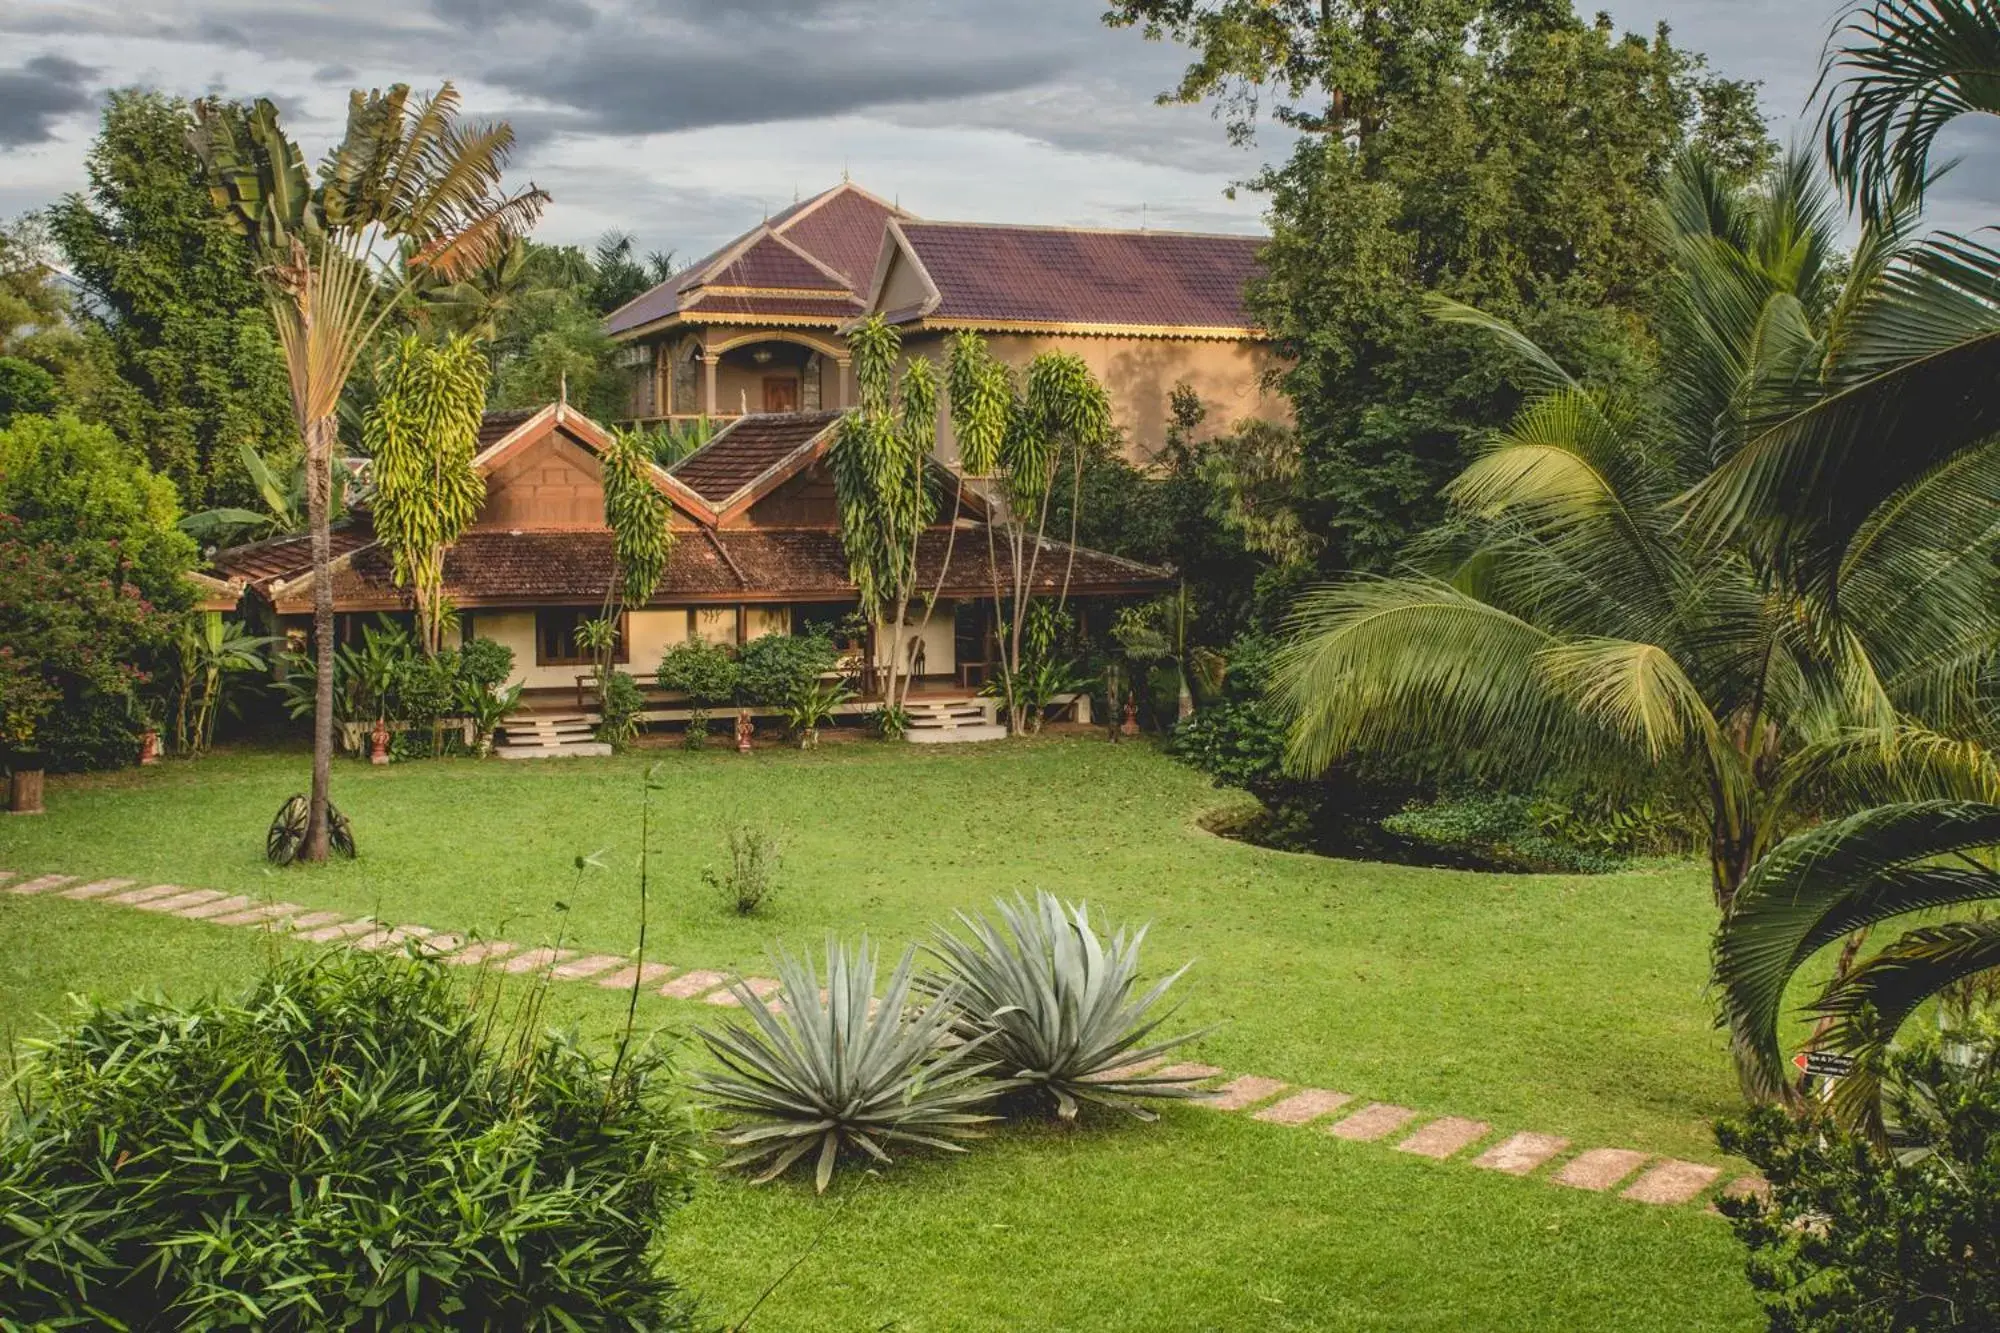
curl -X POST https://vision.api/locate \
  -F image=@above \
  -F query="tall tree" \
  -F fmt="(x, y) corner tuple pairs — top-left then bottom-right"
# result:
(945, 334), (1113, 734)
(828, 316), (942, 712)
(192, 86), (546, 863)
(1105, 1), (1772, 573)
(363, 334), (489, 655)
(46, 90), (295, 509)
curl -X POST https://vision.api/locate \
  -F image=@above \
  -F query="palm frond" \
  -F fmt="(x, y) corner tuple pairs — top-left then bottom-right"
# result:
(1424, 296), (1580, 397)
(1817, 0), (2000, 215)
(1714, 799), (2000, 1099)
(1538, 638), (1720, 764)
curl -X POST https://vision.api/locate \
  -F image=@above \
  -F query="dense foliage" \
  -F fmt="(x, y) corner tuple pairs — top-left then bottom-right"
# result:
(46, 90), (295, 509)
(734, 628), (838, 707)
(0, 953), (700, 1330)
(1108, 0), (1771, 575)
(1716, 1041), (2000, 1332)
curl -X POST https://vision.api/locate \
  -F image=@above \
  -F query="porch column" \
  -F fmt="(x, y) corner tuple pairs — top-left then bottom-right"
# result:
(835, 356), (852, 410)
(702, 346), (718, 418)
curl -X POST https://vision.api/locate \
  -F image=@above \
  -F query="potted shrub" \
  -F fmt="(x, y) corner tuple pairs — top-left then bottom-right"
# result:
(460, 678), (522, 758)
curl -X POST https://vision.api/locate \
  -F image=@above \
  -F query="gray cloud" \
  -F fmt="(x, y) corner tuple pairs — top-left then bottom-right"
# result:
(0, 53), (96, 146)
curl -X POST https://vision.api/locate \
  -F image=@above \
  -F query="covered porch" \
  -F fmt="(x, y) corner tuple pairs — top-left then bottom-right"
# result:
(621, 331), (853, 430)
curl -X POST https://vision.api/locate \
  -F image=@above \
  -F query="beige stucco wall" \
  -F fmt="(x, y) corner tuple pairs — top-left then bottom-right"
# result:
(872, 602), (957, 678)
(470, 607), (691, 691)
(900, 331), (1289, 466)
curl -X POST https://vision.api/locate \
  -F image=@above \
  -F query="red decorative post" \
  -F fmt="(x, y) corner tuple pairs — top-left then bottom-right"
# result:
(735, 709), (755, 753)
(1120, 695), (1139, 738)
(139, 728), (161, 765)
(370, 718), (391, 765)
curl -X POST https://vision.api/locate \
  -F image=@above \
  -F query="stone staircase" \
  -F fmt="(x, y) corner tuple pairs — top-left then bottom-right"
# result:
(495, 713), (612, 759)
(904, 698), (1007, 744)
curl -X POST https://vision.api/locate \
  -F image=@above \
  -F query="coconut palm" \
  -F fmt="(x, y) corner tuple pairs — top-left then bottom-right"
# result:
(191, 86), (547, 862)
(1272, 152), (2000, 920)
(1716, 799), (2000, 1120)
(1687, 1), (2000, 600)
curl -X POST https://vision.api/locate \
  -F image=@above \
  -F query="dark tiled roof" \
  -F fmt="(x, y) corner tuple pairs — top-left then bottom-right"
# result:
(711, 234), (849, 291)
(285, 525), (1168, 610)
(677, 292), (862, 322)
(603, 183), (905, 336)
(899, 222), (1265, 331)
(210, 524), (375, 589)
(477, 408), (540, 452)
(669, 412), (841, 504)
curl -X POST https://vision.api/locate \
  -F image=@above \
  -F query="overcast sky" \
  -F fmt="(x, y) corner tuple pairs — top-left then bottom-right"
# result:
(1, 0), (1993, 263)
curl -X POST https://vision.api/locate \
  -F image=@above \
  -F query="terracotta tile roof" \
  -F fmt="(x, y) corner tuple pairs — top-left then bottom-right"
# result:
(603, 182), (907, 336)
(669, 412), (841, 504)
(894, 221), (1265, 332)
(282, 525), (1168, 611)
(210, 524), (375, 590)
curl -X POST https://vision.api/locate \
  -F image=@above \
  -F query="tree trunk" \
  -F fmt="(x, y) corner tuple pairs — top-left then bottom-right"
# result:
(9, 768), (45, 815)
(303, 413), (336, 863)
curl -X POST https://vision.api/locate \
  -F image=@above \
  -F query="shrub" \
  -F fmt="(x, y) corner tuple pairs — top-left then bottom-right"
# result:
(694, 939), (1007, 1192)
(734, 629), (836, 708)
(928, 891), (1206, 1120)
(0, 952), (700, 1330)
(783, 678), (853, 748)
(703, 823), (782, 915)
(1381, 791), (1625, 873)
(1715, 1040), (2000, 1332)
(656, 639), (739, 747)
(457, 636), (515, 693)
(597, 668), (646, 747)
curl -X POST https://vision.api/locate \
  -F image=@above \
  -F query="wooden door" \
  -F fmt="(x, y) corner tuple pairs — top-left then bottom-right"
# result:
(762, 377), (799, 413)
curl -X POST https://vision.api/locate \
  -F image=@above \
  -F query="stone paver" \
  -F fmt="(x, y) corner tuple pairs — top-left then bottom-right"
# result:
(136, 889), (229, 914)
(1395, 1116), (1491, 1160)
(442, 940), (521, 967)
(705, 976), (783, 1007)
(283, 910), (353, 932)
(352, 924), (433, 952)
(107, 883), (192, 906)
(596, 962), (674, 990)
(1720, 1175), (1771, 1205)
(1326, 1103), (1420, 1142)
(549, 953), (628, 981)
(1153, 1062), (1224, 1083)
(8, 874), (75, 895)
(1472, 1132), (1570, 1176)
(1553, 1148), (1650, 1192)
(0, 871), (13, 884)
(498, 947), (575, 975)
(210, 902), (307, 927)
(410, 932), (465, 956)
(1202, 1075), (1289, 1111)
(177, 895), (257, 920)
(1623, 1159), (1721, 1205)
(659, 969), (729, 999)
(60, 878), (138, 900)
(1253, 1088), (1354, 1126)
(297, 917), (379, 943)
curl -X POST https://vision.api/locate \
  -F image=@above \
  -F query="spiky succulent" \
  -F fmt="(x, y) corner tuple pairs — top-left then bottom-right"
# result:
(693, 939), (1006, 1192)
(928, 890), (1205, 1120)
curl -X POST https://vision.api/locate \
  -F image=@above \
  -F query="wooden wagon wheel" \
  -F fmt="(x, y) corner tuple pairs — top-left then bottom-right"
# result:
(266, 795), (359, 864)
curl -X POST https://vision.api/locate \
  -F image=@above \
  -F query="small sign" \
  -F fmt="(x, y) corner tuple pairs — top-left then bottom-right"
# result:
(1792, 1050), (1857, 1079)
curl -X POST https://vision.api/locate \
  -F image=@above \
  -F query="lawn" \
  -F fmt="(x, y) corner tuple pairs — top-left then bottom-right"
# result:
(0, 737), (1762, 1330)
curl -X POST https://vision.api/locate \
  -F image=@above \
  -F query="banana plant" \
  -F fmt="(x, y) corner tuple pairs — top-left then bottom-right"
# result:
(1715, 799), (2000, 1128)
(173, 613), (276, 753)
(178, 440), (351, 549)
(694, 939), (1008, 1193)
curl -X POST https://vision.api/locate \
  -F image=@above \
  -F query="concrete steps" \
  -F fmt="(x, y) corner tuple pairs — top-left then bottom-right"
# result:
(495, 713), (612, 759)
(904, 699), (1007, 745)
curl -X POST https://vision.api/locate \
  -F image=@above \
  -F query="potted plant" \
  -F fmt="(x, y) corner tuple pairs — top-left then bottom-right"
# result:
(459, 679), (522, 758)
(784, 678), (854, 750)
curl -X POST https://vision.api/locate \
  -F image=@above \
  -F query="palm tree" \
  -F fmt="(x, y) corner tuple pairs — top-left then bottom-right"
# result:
(1271, 152), (2000, 917)
(1716, 799), (2000, 1121)
(191, 86), (546, 862)
(1687, 0), (2000, 599)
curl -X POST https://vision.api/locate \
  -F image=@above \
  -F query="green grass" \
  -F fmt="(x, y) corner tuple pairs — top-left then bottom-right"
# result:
(0, 739), (1763, 1330)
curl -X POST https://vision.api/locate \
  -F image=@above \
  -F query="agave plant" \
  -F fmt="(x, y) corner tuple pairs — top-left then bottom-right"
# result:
(693, 939), (1006, 1192)
(928, 891), (1205, 1120)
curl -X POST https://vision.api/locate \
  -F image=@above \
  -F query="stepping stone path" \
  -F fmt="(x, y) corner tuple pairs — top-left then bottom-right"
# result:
(1327, 1103), (1419, 1143)
(1395, 1116), (1490, 1160)
(1253, 1088), (1352, 1126)
(1473, 1132), (1569, 1176)
(1554, 1148), (1651, 1192)
(11, 864), (1758, 1213)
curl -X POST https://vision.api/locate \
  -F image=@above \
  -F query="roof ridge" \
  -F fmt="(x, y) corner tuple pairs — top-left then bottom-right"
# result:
(774, 180), (913, 235)
(904, 217), (1266, 243)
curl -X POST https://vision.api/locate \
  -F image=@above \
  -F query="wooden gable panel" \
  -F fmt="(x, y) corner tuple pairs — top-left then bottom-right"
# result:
(475, 430), (606, 530)
(738, 460), (839, 528)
